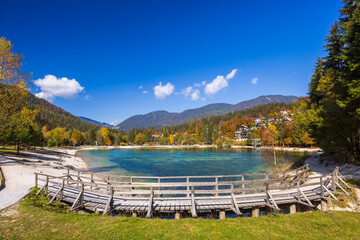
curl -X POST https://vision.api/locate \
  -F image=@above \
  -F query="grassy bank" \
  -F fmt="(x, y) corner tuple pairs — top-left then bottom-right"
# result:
(0, 192), (360, 239)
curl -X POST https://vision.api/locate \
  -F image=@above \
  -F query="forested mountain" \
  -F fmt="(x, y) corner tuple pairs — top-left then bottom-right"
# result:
(78, 116), (113, 128)
(23, 92), (99, 132)
(117, 95), (298, 131)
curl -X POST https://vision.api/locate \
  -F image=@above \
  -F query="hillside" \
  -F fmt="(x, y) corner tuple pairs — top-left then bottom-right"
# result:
(23, 92), (99, 132)
(117, 95), (298, 131)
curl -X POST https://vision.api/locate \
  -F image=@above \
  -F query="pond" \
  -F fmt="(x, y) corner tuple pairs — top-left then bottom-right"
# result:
(77, 148), (311, 177)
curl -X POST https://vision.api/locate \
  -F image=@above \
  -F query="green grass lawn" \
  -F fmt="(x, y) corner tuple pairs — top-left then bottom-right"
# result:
(1, 191), (360, 240)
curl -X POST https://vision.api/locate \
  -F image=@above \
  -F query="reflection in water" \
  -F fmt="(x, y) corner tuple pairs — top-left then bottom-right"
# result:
(77, 148), (311, 177)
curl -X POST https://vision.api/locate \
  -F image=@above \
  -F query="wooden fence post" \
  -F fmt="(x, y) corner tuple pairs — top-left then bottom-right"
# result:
(60, 178), (64, 201)
(191, 185), (197, 218)
(35, 173), (38, 188)
(45, 176), (49, 195)
(297, 180), (300, 202)
(215, 177), (219, 197)
(186, 177), (190, 197)
(80, 182), (84, 206)
(146, 187), (154, 218)
(241, 175), (245, 194)
(77, 171), (80, 187)
(90, 174), (93, 190)
(252, 208), (259, 217)
(66, 169), (70, 185)
(103, 186), (114, 215)
(320, 177), (324, 198)
(265, 182), (270, 205)
(289, 204), (296, 214)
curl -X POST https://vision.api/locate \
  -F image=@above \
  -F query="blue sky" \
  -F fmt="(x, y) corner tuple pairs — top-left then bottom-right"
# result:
(1, 0), (342, 125)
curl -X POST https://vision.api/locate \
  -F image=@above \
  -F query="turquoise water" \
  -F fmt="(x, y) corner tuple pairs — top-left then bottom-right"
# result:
(77, 148), (310, 177)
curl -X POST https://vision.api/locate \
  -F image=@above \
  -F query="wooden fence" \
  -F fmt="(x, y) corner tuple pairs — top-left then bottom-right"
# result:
(34, 164), (351, 218)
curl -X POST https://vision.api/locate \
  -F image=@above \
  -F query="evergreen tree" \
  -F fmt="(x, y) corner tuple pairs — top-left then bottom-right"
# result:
(309, 1), (360, 162)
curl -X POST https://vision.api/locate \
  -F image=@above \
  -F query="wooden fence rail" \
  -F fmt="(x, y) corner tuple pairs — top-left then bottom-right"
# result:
(34, 165), (351, 218)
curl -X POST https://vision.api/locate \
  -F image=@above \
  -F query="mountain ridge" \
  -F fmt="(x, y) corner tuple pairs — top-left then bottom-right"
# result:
(77, 116), (114, 128)
(117, 95), (298, 131)
(23, 92), (100, 132)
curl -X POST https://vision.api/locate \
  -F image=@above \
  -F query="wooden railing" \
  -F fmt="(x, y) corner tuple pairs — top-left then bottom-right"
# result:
(34, 165), (351, 217)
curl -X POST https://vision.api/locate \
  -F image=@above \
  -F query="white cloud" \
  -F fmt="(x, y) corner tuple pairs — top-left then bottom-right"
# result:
(226, 69), (238, 80)
(201, 80), (206, 86)
(205, 69), (237, 96)
(153, 82), (175, 99)
(111, 119), (119, 125)
(143, 90), (148, 94)
(35, 92), (55, 102)
(84, 95), (91, 100)
(139, 85), (143, 89)
(205, 75), (228, 96)
(251, 77), (258, 84)
(181, 86), (201, 101)
(34, 74), (84, 102)
(194, 83), (201, 88)
(191, 89), (200, 101)
(182, 86), (193, 97)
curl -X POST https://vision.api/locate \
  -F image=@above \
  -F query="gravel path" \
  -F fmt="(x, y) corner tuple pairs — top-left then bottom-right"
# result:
(0, 157), (35, 210)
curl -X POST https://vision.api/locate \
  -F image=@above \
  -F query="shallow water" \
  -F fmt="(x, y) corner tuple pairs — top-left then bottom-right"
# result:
(78, 148), (311, 177)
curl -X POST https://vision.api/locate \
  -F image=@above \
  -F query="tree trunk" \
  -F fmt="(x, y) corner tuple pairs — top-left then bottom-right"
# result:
(16, 141), (20, 155)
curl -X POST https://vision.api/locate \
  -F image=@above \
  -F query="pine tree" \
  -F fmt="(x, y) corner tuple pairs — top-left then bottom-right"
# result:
(309, 1), (360, 162)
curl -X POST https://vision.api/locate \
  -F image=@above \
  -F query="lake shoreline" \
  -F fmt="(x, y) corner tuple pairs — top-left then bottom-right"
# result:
(74, 144), (321, 152)
(75, 145), (316, 177)
(0, 146), (354, 212)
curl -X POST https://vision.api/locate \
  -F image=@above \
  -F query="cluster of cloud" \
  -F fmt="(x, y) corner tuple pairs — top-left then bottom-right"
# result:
(34, 75), (84, 102)
(205, 69), (237, 96)
(153, 82), (175, 99)
(180, 86), (201, 101)
(139, 69), (247, 101)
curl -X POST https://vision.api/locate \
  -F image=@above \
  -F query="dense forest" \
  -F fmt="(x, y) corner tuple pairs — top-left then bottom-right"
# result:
(308, 0), (360, 162)
(39, 99), (314, 149)
(23, 93), (99, 132)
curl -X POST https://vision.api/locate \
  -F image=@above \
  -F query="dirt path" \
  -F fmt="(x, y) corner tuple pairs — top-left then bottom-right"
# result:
(0, 157), (35, 210)
(0, 148), (87, 211)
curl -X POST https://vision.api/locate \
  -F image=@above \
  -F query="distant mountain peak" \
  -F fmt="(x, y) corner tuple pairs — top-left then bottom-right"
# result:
(117, 95), (298, 131)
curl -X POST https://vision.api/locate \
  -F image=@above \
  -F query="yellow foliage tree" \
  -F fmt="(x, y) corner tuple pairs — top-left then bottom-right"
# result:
(268, 124), (279, 146)
(99, 127), (112, 146)
(71, 131), (84, 146)
(169, 134), (175, 145)
(301, 131), (315, 147)
(134, 133), (146, 145)
(0, 37), (31, 119)
(0, 37), (32, 149)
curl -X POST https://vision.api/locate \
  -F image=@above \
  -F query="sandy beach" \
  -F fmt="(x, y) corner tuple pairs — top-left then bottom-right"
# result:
(0, 148), (89, 210)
